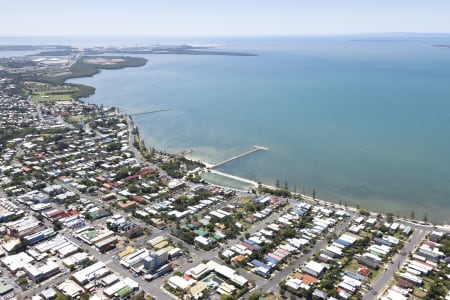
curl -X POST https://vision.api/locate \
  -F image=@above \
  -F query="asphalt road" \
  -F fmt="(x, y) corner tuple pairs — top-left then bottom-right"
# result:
(258, 214), (354, 294)
(362, 228), (429, 300)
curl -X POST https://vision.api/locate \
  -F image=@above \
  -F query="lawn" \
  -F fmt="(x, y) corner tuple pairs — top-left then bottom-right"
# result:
(67, 115), (88, 122)
(238, 195), (253, 205)
(346, 259), (361, 272)
(413, 287), (427, 298)
(31, 91), (74, 102)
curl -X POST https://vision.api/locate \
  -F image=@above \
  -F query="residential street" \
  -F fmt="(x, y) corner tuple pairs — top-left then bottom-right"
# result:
(363, 228), (429, 300)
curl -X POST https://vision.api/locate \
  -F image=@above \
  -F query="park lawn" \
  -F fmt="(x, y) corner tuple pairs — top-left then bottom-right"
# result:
(238, 195), (253, 205)
(67, 115), (88, 122)
(31, 92), (73, 102)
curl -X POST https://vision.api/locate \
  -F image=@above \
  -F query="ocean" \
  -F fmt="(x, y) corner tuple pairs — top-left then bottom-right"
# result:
(3, 35), (450, 223)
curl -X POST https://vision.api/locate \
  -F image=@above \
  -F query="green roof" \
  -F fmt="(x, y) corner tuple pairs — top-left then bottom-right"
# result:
(116, 285), (132, 297)
(87, 230), (98, 239)
(195, 229), (208, 237)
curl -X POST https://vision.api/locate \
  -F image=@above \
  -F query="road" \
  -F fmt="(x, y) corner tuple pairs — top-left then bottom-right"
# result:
(9, 104), (448, 299)
(362, 228), (429, 300)
(125, 115), (146, 165)
(258, 214), (354, 294)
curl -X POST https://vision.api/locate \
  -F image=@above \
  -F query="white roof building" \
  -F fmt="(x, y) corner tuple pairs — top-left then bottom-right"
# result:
(168, 275), (195, 291)
(103, 277), (138, 297)
(58, 280), (83, 298)
(186, 263), (210, 280)
(72, 261), (106, 285)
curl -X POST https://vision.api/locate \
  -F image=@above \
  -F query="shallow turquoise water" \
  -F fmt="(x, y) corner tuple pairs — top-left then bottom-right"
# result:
(68, 37), (450, 223)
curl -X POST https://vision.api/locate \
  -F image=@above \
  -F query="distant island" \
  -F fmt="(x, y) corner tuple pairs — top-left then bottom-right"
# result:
(0, 43), (256, 101)
(0, 44), (257, 57)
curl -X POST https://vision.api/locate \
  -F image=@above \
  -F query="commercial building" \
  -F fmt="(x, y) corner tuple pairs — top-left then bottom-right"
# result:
(0, 282), (14, 296)
(168, 275), (195, 292)
(72, 261), (107, 285)
(6, 216), (40, 237)
(58, 280), (84, 298)
(23, 260), (60, 282)
(120, 249), (150, 269)
(24, 228), (56, 245)
(103, 277), (139, 298)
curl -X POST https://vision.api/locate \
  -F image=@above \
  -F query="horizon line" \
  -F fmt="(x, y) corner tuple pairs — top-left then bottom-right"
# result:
(1, 32), (450, 39)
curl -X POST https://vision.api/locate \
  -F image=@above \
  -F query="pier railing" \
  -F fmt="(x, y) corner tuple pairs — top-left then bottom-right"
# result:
(210, 145), (268, 168)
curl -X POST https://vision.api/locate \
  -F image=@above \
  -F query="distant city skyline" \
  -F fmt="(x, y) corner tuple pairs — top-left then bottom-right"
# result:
(2, 0), (450, 37)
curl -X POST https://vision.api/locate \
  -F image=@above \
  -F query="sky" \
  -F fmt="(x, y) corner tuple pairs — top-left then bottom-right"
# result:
(2, 0), (450, 37)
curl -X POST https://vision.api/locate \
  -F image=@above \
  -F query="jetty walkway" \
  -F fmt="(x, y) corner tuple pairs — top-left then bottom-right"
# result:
(129, 109), (171, 116)
(199, 145), (268, 187)
(210, 145), (268, 168)
(209, 169), (259, 186)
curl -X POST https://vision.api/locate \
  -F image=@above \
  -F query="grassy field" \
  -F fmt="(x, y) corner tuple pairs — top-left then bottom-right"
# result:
(31, 91), (74, 102)
(67, 115), (88, 122)
(238, 195), (253, 205)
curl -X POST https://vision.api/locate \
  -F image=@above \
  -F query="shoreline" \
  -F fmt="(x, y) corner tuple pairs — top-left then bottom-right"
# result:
(63, 53), (448, 228)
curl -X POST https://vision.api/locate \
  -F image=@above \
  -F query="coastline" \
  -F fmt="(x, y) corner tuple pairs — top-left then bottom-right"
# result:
(67, 52), (446, 228)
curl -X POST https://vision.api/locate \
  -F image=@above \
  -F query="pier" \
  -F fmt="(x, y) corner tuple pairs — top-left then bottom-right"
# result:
(208, 169), (259, 186)
(211, 145), (269, 168)
(129, 109), (171, 116)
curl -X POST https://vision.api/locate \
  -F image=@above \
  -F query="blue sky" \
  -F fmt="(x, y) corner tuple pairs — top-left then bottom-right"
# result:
(2, 0), (450, 36)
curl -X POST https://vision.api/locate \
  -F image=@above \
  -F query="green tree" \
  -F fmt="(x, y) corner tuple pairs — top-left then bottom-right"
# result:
(423, 213), (428, 223)
(386, 212), (394, 223)
(411, 211), (415, 220)
(284, 181), (288, 191)
(56, 292), (70, 300)
(248, 292), (262, 300)
(130, 291), (145, 300)
(34, 213), (44, 222)
(79, 293), (90, 300)
(312, 188), (316, 199)
(358, 208), (370, 216)
(276, 179), (280, 189)
(53, 220), (63, 231)
(127, 184), (139, 193)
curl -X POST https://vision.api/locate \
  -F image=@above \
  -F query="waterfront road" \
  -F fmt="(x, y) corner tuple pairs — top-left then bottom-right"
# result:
(362, 228), (429, 300)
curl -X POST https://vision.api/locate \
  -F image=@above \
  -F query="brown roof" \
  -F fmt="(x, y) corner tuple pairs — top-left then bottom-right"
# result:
(232, 255), (246, 262)
(302, 274), (319, 285)
(397, 279), (413, 289)
(95, 176), (107, 182)
(118, 201), (137, 209)
(22, 166), (32, 172)
(131, 195), (145, 203)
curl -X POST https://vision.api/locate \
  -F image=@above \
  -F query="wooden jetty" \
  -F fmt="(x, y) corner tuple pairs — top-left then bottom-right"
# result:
(211, 145), (268, 168)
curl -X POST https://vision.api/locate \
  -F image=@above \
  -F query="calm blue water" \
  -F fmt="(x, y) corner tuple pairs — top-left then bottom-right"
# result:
(49, 36), (450, 223)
